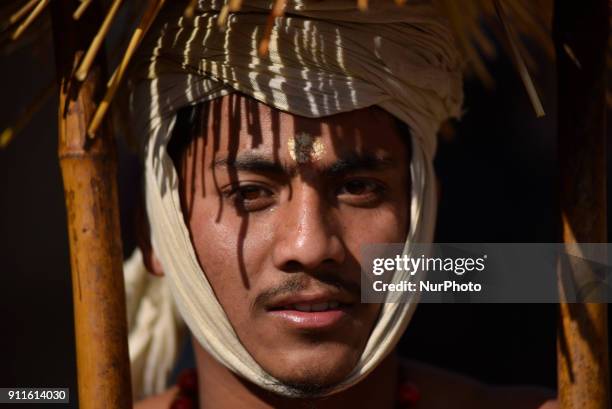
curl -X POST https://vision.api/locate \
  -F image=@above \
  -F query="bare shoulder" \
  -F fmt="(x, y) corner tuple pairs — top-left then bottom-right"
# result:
(133, 386), (179, 409)
(403, 360), (558, 409)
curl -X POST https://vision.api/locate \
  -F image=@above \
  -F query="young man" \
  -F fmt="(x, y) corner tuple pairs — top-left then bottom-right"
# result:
(134, 94), (557, 409)
(123, 1), (559, 407)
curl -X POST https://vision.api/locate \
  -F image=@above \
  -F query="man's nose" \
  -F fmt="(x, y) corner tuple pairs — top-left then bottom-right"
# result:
(272, 184), (345, 271)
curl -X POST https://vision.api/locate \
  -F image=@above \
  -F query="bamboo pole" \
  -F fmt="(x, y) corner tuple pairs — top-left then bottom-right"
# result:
(50, 1), (132, 409)
(553, 1), (610, 409)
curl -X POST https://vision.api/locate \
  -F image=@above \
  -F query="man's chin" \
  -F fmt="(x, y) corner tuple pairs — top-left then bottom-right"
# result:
(268, 369), (346, 399)
(259, 350), (359, 398)
(270, 378), (335, 399)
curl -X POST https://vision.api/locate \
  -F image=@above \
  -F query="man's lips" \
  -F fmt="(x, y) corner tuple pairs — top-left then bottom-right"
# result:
(267, 308), (349, 329)
(265, 292), (355, 330)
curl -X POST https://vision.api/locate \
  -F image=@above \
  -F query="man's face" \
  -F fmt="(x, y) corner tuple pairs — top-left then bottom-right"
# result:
(174, 94), (410, 391)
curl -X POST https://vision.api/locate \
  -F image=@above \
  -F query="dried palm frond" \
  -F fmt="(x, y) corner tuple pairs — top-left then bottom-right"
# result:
(73, 0), (93, 20)
(87, 0), (166, 137)
(184, 0), (198, 18)
(494, 0), (545, 116)
(357, 0), (368, 11)
(435, 0), (553, 84)
(0, 0), (608, 148)
(75, 0), (123, 81)
(11, 0), (49, 40)
(0, 0), (39, 31)
(258, 0), (286, 56)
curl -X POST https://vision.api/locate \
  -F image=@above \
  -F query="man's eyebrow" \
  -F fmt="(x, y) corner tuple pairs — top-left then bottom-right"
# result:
(213, 153), (286, 174)
(325, 153), (396, 176)
(213, 152), (396, 175)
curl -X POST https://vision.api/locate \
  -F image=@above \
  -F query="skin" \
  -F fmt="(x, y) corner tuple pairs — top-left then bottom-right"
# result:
(138, 93), (558, 409)
(178, 93), (410, 391)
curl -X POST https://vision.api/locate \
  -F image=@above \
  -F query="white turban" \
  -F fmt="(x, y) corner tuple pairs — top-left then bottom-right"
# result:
(125, 0), (463, 399)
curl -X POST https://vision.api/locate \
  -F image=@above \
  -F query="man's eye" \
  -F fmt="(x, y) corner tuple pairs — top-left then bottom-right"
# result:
(227, 184), (275, 211)
(337, 179), (385, 205)
(341, 180), (377, 195)
(238, 186), (267, 200)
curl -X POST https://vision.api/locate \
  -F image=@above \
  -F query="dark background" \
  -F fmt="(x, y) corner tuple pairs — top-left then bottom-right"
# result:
(0, 25), (609, 407)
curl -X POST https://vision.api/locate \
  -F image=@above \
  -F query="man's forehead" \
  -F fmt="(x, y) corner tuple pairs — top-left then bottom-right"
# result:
(205, 94), (403, 146)
(193, 94), (410, 169)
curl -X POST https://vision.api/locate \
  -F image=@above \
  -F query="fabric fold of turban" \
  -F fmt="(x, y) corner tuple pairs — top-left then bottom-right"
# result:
(125, 0), (464, 399)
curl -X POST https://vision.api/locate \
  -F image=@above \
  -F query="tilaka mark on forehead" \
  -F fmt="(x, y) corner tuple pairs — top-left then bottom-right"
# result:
(287, 132), (324, 164)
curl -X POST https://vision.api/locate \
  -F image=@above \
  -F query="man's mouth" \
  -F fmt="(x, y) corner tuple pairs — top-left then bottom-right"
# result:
(265, 293), (354, 330)
(286, 301), (341, 312)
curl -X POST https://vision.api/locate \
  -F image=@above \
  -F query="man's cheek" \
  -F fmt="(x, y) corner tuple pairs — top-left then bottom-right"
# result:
(346, 211), (407, 245)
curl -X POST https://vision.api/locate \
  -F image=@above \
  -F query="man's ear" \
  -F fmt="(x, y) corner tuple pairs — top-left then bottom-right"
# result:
(136, 198), (164, 276)
(142, 244), (165, 277)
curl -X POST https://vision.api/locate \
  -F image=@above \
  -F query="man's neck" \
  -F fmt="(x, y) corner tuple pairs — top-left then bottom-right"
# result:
(192, 336), (399, 409)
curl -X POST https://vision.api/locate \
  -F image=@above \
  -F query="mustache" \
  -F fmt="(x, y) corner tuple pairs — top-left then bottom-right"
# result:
(253, 272), (361, 309)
